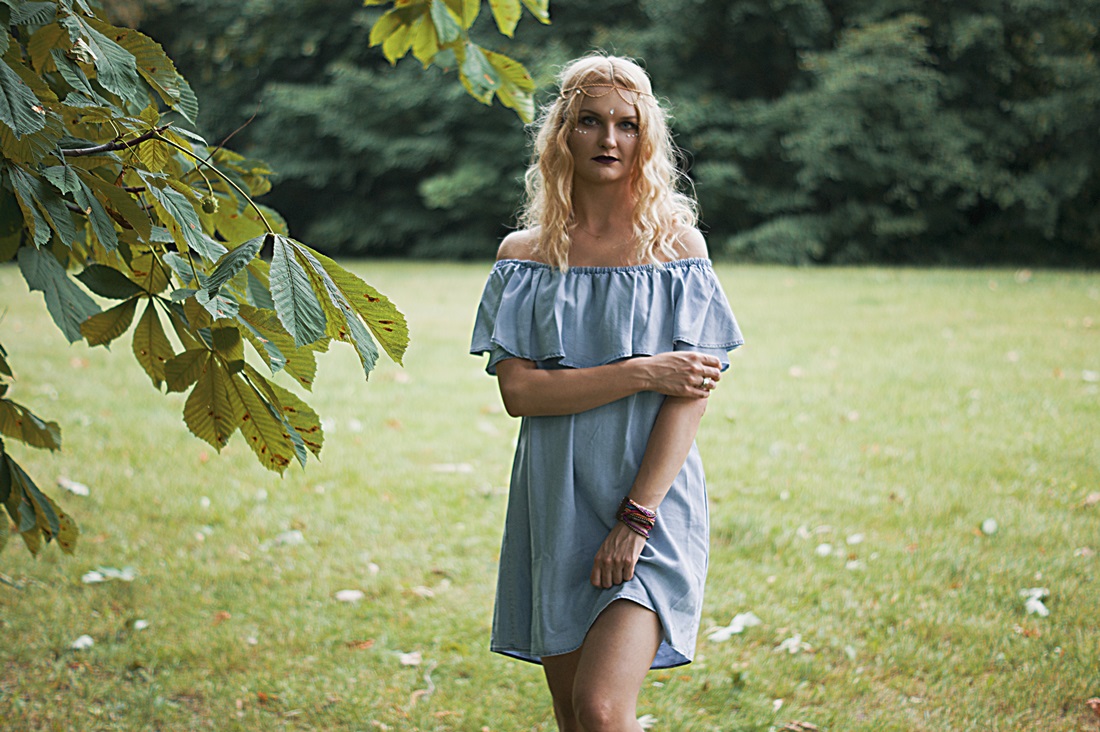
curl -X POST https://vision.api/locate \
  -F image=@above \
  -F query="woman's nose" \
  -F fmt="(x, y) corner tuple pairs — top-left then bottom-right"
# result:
(599, 123), (617, 148)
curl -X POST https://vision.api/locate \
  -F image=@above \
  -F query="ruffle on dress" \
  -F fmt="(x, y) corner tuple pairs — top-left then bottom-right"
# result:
(471, 258), (744, 374)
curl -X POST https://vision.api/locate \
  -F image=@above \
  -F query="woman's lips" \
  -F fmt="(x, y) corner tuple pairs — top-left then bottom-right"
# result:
(593, 155), (618, 164)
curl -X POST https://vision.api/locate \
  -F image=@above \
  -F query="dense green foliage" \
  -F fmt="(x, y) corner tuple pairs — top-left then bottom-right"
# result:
(141, 0), (1100, 265)
(2, 0), (542, 555)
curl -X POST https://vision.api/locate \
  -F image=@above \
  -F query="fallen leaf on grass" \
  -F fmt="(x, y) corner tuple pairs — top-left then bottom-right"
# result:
(58, 477), (90, 496)
(410, 585), (435, 599)
(432, 463), (474, 474)
(775, 634), (812, 654)
(335, 589), (365, 603)
(707, 612), (762, 642)
(1074, 547), (1096, 558)
(1019, 587), (1050, 617)
(71, 634), (94, 650)
(399, 651), (422, 666)
(346, 639), (375, 650)
(1081, 493), (1100, 508)
(212, 611), (232, 625)
(82, 566), (136, 584)
(257, 692), (278, 705)
(1086, 698), (1100, 717)
(779, 722), (819, 731)
(262, 530), (305, 549)
(1012, 624), (1041, 638)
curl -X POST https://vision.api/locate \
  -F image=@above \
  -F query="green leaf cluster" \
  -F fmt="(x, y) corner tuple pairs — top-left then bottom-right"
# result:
(0, 341), (75, 556)
(366, 0), (544, 122)
(1, 0), (411, 555)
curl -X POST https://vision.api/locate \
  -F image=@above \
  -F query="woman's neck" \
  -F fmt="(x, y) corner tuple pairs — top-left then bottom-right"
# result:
(569, 183), (637, 266)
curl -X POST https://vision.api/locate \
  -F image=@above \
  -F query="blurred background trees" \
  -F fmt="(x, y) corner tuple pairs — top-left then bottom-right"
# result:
(130, 0), (1100, 266)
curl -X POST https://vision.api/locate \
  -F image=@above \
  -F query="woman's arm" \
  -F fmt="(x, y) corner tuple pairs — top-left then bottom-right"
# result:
(495, 353), (721, 417)
(590, 395), (708, 588)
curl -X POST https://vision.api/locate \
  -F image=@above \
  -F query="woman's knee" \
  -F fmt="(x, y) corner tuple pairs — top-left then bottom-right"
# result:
(573, 689), (631, 732)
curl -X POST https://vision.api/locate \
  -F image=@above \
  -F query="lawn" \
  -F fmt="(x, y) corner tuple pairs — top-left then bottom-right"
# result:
(1, 261), (1098, 731)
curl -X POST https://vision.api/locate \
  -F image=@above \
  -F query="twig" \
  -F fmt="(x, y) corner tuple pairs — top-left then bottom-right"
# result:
(209, 102), (263, 163)
(0, 573), (24, 590)
(154, 133), (274, 233)
(61, 125), (171, 158)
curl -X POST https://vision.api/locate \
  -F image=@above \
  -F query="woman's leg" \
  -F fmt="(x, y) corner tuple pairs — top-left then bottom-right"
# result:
(572, 600), (662, 732)
(543, 649), (583, 732)
(541, 600), (662, 732)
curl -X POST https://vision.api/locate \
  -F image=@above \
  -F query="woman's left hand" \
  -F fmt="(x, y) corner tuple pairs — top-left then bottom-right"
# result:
(590, 522), (648, 588)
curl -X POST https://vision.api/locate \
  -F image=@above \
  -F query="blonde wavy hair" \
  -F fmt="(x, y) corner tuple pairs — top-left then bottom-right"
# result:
(518, 54), (698, 270)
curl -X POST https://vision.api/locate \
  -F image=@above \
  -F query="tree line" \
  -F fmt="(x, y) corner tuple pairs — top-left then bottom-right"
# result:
(136, 0), (1100, 266)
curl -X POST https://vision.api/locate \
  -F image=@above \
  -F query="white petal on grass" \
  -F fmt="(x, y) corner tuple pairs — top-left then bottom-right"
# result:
(1019, 587), (1050, 617)
(71, 634), (95, 650)
(58, 476), (90, 496)
(1082, 370), (1099, 383)
(815, 543), (833, 557)
(707, 612), (762, 642)
(411, 586), (435, 599)
(348, 418), (364, 433)
(845, 560), (866, 571)
(846, 533), (865, 545)
(775, 634), (812, 654)
(335, 589), (365, 603)
(200, 496), (211, 509)
(637, 714), (658, 729)
(260, 530), (306, 550)
(399, 651), (422, 666)
(134, 620), (150, 631)
(432, 463), (474, 474)
(83, 566), (136, 583)
(981, 518), (999, 535)
(772, 699), (784, 713)
(1074, 547), (1095, 558)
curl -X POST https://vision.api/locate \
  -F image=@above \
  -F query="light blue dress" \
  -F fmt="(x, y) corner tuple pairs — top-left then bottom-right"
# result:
(470, 258), (743, 668)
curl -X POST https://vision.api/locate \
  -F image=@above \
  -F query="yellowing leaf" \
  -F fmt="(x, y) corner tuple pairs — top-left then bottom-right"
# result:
(80, 297), (138, 347)
(0, 399), (61, 451)
(225, 372), (295, 473)
(244, 364), (323, 457)
(308, 249), (409, 365)
(132, 299), (174, 387)
(488, 0), (521, 37)
(410, 14), (439, 67)
(183, 353), (239, 450)
(165, 348), (208, 393)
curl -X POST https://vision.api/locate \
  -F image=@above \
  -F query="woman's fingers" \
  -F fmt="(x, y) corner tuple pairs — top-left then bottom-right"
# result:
(590, 525), (645, 588)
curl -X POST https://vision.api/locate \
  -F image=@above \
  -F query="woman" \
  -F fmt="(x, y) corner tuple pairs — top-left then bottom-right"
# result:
(470, 54), (743, 731)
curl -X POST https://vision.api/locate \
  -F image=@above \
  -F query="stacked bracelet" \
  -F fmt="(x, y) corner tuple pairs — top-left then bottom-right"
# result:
(617, 497), (657, 539)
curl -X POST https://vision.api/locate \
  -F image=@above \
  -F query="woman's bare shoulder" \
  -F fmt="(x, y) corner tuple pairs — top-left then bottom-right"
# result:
(669, 226), (709, 261)
(496, 228), (543, 262)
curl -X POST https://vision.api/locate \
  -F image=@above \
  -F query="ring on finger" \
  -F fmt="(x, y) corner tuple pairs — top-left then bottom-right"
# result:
(702, 377), (714, 390)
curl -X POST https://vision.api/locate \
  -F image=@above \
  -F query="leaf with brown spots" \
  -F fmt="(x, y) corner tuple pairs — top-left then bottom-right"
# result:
(132, 300), (175, 388)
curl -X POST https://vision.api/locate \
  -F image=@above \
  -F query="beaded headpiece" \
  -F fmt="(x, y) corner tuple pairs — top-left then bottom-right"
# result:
(560, 63), (653, 106)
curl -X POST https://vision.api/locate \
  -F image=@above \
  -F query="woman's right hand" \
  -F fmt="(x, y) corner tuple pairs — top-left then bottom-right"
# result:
(631, 352), (723, 398)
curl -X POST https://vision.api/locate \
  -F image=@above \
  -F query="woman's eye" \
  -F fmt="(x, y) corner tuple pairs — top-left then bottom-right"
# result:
(620, 121), (638, 131)
(580, 115), (598, 126)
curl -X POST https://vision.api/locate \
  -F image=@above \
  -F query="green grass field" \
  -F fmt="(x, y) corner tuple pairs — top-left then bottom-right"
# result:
(1, 262), (1098, 731)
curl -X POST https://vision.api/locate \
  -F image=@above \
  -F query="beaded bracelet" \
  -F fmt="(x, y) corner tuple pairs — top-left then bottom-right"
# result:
(617, 497), (657, 539)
